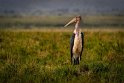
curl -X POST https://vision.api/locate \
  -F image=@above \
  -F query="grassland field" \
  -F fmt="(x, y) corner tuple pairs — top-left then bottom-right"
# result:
(0, 28), (124, 83)
(0, 15), (124, 83)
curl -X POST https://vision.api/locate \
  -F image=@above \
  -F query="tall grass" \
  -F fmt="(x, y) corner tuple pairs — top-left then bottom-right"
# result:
(0, 29), (124, 83)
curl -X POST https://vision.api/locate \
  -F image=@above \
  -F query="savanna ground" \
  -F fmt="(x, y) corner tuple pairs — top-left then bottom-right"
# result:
(0, 15), (124, 83)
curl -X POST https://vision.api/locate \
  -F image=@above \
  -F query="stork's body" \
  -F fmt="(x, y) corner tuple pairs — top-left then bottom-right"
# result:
(64, 16), (84, 65)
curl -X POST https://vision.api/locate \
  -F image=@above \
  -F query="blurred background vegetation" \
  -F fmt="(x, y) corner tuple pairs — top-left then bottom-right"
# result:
(0, 15), (124, 29)
(0, 0), (124, 29)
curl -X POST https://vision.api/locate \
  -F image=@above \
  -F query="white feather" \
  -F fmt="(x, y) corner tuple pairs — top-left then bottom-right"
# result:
(73, 32), (82, 58)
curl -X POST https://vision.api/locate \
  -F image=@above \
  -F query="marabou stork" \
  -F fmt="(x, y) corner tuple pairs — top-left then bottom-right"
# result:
(64, 16), (84, 65)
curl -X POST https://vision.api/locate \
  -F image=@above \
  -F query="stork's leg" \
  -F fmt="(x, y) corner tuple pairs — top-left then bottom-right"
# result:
(73, 57), (79, 65)
(76, 57), (79, 65)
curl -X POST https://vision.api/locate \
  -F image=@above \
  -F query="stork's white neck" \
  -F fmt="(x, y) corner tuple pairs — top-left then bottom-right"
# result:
(73, 21), (81, 35)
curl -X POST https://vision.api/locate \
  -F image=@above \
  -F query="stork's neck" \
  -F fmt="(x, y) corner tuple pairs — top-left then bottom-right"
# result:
(73, 21), (81, 35)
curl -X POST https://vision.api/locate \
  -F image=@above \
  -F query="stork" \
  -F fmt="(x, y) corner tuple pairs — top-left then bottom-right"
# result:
(64, 16), (84, 65)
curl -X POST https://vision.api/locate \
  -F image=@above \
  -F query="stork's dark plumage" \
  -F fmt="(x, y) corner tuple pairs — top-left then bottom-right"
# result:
(64, 16), (84, 65)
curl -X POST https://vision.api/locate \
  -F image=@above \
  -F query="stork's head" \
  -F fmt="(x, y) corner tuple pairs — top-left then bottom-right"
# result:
(64, 16), (81, 27)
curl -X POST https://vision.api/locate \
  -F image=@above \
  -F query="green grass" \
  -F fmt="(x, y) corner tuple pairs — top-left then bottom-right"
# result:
(0, 29), (124, 83)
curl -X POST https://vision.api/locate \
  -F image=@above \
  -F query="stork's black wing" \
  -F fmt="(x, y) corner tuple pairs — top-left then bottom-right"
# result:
(70, 33), (75, 63)
(80, 32), (84, 60)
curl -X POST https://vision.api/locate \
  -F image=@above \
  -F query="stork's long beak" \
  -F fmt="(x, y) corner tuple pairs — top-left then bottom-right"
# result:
(64, 17), (76, 27)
